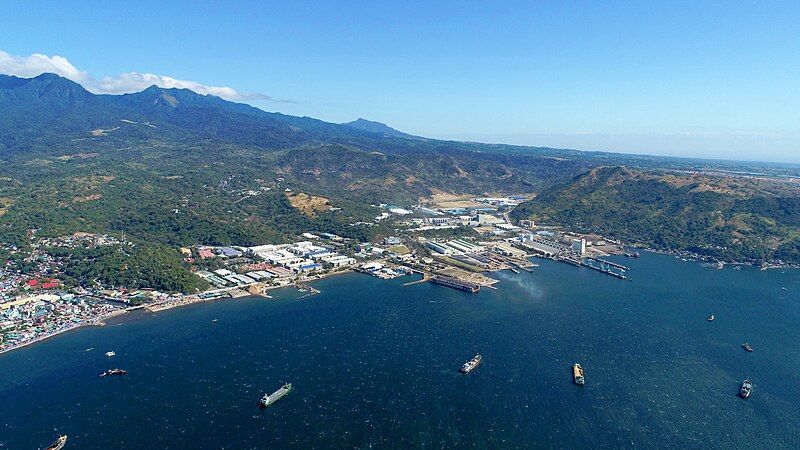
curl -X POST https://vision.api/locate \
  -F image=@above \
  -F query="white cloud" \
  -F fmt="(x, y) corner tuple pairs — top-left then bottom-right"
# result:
(0, 50), (274, 102)
(0, 50), (90, 82)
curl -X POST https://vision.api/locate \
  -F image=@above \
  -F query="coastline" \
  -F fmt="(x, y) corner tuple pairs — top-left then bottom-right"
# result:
(0, 308), (127, 356)
(2, 269), (358, 357)
(146, 268), (353, 313)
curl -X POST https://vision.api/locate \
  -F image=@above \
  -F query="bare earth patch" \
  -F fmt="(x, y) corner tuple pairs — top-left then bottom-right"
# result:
(57, 153), (100, 161)
(286, 192), (332, 217)
(0, 197), (12, 216)
(73, 194), (102, 203)
(90, 127), (120, 136)
(426, 191), (483, 209)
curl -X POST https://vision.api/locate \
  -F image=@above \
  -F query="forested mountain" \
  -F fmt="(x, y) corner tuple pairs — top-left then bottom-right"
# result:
(0, 74), (591, 270)
(511, 166), (800, 263)
(1, 73), (798, 292)
(342, 118), (414, 138)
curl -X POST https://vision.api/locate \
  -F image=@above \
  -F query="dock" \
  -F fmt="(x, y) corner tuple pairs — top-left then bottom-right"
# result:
(587, 256), (629, 271)
(403, 272), (430, 286)
(557, 257), (629, 280)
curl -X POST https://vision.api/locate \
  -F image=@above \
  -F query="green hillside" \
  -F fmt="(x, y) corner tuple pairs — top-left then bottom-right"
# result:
(511, 166), (800, 263)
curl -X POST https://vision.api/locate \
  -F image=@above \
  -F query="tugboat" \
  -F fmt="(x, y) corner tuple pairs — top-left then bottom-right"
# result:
(740, 379), (753, 398)
(707, 315), (715, 322)
(460, 354), (482, 373)
(45, 435), (67, 450)
(259, 383), (293, 408)
(573, 363), (585, 385)
(99, 368), (127, 378)
(742, 342), (754, 352)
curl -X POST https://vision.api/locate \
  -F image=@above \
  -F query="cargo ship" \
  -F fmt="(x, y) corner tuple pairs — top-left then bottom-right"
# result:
(99, 368), (127, 378)
(460, 354), (482, 373)
(430, 275), (480, 293)
(740, 379), (752, 398)
(573, 363), (585, 385)
(259, 383), (293, 408)
(45, 435), (67, 450)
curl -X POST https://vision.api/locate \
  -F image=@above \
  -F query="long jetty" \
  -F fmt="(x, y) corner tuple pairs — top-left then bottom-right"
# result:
(558, 257), (629, 280)
(587, 256), (629, 271)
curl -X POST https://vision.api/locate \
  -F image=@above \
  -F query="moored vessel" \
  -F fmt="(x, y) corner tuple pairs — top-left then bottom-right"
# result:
(740, 379), (752, 398)
(45, 435), (67, 450)
(430, 275), (480, 293)
(460, 354), (482, 373)
(573, 363), (585, 385)
(259, 383), (293, 408)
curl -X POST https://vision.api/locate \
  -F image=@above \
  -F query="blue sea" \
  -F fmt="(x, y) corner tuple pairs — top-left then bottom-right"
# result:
(1, 253), (799, 449)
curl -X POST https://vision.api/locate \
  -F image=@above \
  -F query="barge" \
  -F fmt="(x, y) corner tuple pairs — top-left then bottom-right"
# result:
(430, 275), (480, 293)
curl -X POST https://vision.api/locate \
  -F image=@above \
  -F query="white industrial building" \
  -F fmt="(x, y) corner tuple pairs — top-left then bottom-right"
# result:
(572, 238), (587, 256)
(426, 241), (460, 255)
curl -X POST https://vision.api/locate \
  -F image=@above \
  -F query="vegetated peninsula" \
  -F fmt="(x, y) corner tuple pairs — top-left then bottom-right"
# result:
(511, 166), (800, 263)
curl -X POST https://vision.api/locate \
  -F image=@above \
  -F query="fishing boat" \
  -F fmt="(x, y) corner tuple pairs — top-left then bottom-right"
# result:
(740, 379), (752, 398)
(573, 363), (585, 385)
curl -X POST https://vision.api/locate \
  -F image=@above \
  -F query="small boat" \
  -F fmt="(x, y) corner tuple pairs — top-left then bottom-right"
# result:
(45, 435), (67, 450)
(212, 319), (219, 323)
(573, 363), (585, 385)
(707, 315), (715, 322)
(460, 354), (482, 373)
(742, 342), (754, 352)
(782, 287), (788, 291)
(740, 379), (753, 398)
(99, 368), (127, 378)
(105, 351), (116, 357)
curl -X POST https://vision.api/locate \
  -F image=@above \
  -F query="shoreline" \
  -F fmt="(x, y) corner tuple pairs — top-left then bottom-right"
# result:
(2, 269), (359, 357)
(145, 268), (354, 314)
(0, 308), (128, 356)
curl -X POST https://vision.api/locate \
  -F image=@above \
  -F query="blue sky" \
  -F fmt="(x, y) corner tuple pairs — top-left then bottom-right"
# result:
(2, 1), (799, 163)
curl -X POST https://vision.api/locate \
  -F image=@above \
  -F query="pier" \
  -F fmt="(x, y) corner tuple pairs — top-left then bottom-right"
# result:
(587, 256), (629, 271)
(557, 257), (629, 280)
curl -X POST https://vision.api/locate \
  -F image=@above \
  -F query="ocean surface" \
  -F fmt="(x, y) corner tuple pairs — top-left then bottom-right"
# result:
(1, 253), (799, 449)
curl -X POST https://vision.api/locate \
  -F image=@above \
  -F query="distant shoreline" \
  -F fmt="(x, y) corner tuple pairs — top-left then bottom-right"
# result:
(0, 308), (127, 356)
(146, 268), (352, 313)
(0, 269), (353, 356)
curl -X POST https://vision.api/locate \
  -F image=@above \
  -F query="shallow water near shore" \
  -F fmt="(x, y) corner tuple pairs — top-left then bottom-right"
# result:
(1, 253), (799, 449)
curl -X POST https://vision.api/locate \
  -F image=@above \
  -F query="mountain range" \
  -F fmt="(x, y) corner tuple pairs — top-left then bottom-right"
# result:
(1, 72), (798, 276)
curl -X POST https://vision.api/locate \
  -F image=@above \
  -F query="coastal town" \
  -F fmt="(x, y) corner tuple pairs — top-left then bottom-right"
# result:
(0, 193), (788, 355)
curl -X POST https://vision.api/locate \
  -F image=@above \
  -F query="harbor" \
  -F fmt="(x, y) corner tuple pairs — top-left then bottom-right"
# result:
(0, 253), (797, 449)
